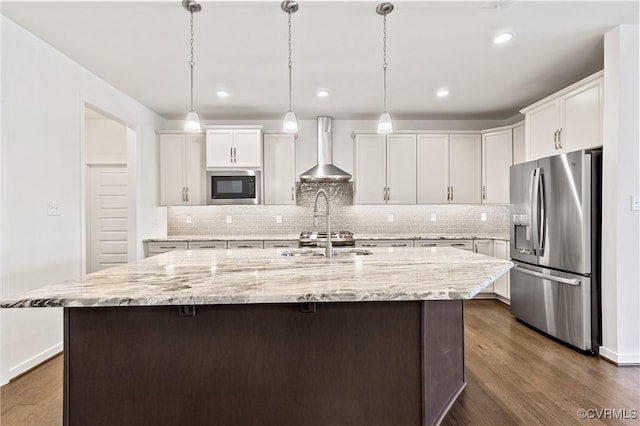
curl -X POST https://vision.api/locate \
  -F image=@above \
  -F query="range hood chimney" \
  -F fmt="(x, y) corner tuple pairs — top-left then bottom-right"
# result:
(300, 116), (352, 182)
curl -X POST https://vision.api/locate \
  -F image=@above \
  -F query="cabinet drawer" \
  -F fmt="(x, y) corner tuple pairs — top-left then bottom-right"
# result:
(264, 240), (299, 249)
(356, 240), (413, 248)
(189, 241), (227, 250)
(148, 241), (188, 253)
(415, 240), (473, 251)
(228, 240), (264, 249)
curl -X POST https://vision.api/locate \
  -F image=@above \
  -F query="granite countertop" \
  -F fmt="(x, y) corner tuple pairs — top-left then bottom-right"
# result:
(1, 247), (512, 308)
(144, 234), (509, 242)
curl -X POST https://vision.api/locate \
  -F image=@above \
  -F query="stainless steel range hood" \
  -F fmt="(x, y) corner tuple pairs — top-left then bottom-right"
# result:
(300, 116), (352, 182)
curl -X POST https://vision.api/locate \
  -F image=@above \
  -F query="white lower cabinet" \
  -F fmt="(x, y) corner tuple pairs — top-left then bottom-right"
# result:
(415, 240), (473, 250)
(227, 240), (264, 249)
(146, 241), (189, 257)
(473, 239), (494, 295)
(356, 240), (413, 248)
(493, 240), (510, 300)
(264, 240), (298, 249)
(189, 241), (227, 250)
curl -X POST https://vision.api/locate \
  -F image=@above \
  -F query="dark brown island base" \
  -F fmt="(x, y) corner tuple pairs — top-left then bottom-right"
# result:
(64, 301), (464, 426)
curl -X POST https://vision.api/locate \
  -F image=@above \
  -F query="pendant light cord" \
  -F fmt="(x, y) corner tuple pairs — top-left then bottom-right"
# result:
(382, 13), (388, 113)
(288, 10), (293, 111)
(189, 10), (195, 111)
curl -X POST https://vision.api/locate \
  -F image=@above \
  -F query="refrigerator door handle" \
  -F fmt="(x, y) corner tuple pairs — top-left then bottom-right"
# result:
(531, 168), (540, 255)
(538, 171), (546, 253)
(513, 266), (581, 286)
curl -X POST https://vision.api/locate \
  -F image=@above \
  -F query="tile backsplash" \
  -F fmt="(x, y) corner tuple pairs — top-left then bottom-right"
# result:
(168, 204), (509, 237)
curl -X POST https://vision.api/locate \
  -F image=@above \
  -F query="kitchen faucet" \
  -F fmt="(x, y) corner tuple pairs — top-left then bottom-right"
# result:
(313, 189), (332, 258)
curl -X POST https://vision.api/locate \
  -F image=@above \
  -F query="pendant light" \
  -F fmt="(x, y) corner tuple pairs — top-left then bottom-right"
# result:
(376, 2), (394, 134)
(183, 0), (202, 132)
(281, 1), (299, 133)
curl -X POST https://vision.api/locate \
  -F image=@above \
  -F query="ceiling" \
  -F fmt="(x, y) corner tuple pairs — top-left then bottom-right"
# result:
(2, 1), (638, 120)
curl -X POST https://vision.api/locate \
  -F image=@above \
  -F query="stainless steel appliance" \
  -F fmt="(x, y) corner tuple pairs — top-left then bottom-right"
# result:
(510, 148), (602, 354)
(299, 231), (355, 248)
(299, 117), (352, 182)
(206, 170), (261, 205)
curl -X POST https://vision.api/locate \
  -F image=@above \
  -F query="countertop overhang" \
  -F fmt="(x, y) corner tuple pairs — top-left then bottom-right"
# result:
(1, 247), (513, 308)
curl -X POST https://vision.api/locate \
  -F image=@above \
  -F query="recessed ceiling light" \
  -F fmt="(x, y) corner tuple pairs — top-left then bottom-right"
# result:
(493, 32), (514, 44)
(216, 90), (230, 97)
(436, 88), (450, 97)
(317, 90), (330, 98)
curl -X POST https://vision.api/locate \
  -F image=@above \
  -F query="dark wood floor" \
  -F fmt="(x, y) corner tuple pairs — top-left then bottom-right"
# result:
(2, 300), (638, 425)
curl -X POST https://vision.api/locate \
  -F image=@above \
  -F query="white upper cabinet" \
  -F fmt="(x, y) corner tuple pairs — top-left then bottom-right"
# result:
(512, 122), (526, 165)
(450, 134), (482, 204)
(206, 127), (262, 168)
(354, 134), (416, 205)
(523, 71), (603, 160)
(263, 133), (296, 205)
(482, 129), (512, 204)
(159, 133), (205, 206)
(417, 134), (450, 204)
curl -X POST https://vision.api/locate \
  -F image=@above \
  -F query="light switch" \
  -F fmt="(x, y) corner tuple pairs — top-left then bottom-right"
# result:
(430, 213), (437, 222)
(480, 213), (487, 221)
(226, 215), (233, 224)
(387, 214), (394, 222)
(276, 215), (283, 224)
(47, 201), (61, 216)
(186, 215), (192, 224)
(632, 195), (640, 211)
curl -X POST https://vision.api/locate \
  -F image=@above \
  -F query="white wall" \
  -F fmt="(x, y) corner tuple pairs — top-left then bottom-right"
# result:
(85, 116), (128, 163)
(600, 25), (640, 364)
(0, 17), (167, 384)
(164, 117), (507, 180)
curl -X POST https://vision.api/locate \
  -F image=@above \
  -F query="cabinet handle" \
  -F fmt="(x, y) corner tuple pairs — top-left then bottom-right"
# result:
(292, 186), (295, 201)
(452, 243), (466, 247)
(482, 185), (486, 200)
(451, 186), (454, 201)
(362, 244), (377, 247)
(235, 245), (254, 248)
(230, 147), (233, 163)
(186, 186), (189, 202)
(558, 128), (562, 149)
(273, 244), (290, 248)
(391, 243), (407, 247)
(197, 245), (219, 249)
(447, 186), (450, 201)
(387, 187), (391, 201)
(383, 187), (387, 201)
(159, 246), (177, 249)
(182, 187), (186, 202)
(421, 243), (437, 247)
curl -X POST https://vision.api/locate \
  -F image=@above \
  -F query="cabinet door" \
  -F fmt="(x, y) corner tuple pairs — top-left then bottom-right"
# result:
(184, 134), (205, 205)
(354, 134), (387, 204)
(482, 130), (512, 204)
(474, 239), (494, 294)
(417, 134), (449, 204)
(386, 135), (416, 204)
(206, 129), (234, 168)
(159, 134), (186, 206)
(234, 129), (262, 168)
(527, 100), (560, 160)
(493, 240), (510, 300)
(560, 78), (602, 151)
(264, 134), (296, 205)
(512, 123), (526, 165)
(450, 134), (481, 204)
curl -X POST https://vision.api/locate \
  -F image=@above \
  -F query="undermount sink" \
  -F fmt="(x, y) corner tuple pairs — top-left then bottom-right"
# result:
(281, 248), (373, 257)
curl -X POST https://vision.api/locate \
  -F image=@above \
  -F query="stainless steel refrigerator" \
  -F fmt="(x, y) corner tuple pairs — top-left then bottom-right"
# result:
(510, 148), (602, 354)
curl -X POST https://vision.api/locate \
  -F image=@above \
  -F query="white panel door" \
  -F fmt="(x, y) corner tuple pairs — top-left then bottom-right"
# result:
(386, 135), (416, 204)
(450, 134), (481, 204)
(234, 129), (262, 168)
(206, 129), (234, 167)
(184, 134), (205, 205)
(88, 166), (129, 273)
(264, 133), (296, 205)
(527, 100), (559, 160)
(482, 130), (512, 204)
(417, 134), (449, 204)
(560, 79), (602, 151)
(512, 123), (526, 165)
(493, 240), (510, 300)
(354, 134), (386, 204)
(159, 134), (186, 205)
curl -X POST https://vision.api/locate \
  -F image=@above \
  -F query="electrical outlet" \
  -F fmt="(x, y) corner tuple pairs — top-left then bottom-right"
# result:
(387, 214), (394, 222)
(632, 195), (640, 211)
(480, 213), (487, 221)
(430, 213), (437, 222)
(47, 201), (61, 216)
(276, 215), (283, 224)
(226, 215), (233, 224)
(186, 215), (192, 224)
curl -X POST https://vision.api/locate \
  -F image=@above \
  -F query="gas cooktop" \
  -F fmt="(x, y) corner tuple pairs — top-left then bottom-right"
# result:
(298, 231), (355, 247)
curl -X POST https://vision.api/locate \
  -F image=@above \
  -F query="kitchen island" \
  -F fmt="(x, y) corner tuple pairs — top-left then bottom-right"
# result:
(2, 247), (512, 426)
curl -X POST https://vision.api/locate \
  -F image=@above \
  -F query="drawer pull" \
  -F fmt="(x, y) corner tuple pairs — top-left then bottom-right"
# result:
(235, 245), (254, 248)
(362, 244), (377, 247)
(159, 246), (177, 249)
(391, 244), (407, 247)
(452, 243), (467, 246)
(197, 245), (218, 249)
(421, 243), (437, 247)
(273, 244), (290, 248)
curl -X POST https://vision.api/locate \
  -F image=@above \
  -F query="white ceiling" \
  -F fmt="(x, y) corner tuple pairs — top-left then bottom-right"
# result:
(2, 1), (638, 120)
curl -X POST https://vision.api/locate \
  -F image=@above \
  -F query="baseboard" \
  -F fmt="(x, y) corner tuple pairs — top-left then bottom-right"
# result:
(495, 295), (511, 305)
(599, 346), (640, 365)
(6, 342), (63, 383)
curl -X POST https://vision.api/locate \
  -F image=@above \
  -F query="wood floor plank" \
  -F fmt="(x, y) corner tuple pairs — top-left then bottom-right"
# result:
(1, 301), (638, 426)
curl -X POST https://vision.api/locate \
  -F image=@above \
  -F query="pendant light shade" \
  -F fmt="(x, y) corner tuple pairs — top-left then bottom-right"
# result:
(377, 111), (393, 134)
(183, 0), (202, 132)
(184, 110), (202, 132)
(281, 1), (299, 134)
(376, 2), (394, 134)
(283, 110), (298, 133)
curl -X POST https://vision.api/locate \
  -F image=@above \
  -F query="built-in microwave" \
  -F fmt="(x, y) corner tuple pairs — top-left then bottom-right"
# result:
(206, 170), (261, 205)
